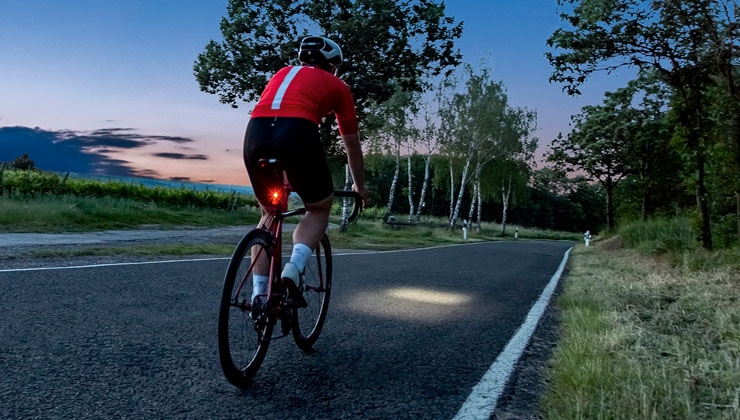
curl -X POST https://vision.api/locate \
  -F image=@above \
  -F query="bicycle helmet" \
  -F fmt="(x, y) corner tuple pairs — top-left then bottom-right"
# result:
(298, 36), (343, 72)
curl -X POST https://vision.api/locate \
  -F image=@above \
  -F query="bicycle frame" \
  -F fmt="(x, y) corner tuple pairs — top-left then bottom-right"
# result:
(247, 158), (360, 311)
(260, 159), (301, 312)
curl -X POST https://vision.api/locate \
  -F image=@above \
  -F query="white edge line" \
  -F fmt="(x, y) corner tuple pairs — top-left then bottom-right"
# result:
(452, 246), (573, 420)
(0, 257), (229, 273)
(0, 241), (492, 273)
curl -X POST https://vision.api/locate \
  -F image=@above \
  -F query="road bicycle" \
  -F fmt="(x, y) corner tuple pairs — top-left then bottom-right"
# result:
(218, 158), (361, 388)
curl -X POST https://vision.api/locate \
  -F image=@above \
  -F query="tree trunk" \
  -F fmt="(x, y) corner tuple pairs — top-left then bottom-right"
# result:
(467, 181), (477, 228)
(415, 154), (431, 222)
(475, 179), (483, 233)
(449, 155), (472, 228)
(384, 147), (401, 222)
(695, 150), (712, 250)
(448, 159), (455, 223)
(501, 174), (512, 235)
(605, 177), (615, 232)
(407, 154), (415, 222)
(736, 190), (740, 239)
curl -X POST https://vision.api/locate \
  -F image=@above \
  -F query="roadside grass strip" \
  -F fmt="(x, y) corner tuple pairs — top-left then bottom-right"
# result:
(539, 245), (740, 419)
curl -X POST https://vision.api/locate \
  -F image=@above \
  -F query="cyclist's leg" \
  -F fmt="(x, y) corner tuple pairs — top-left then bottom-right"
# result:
(273, 117), (334, 278)
(292, 194), (332, 253)
(249, 204), (273, 302)
(243, 118), (280, 301)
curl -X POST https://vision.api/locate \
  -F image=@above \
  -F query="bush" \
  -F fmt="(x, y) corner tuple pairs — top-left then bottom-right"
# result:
(618, 216), (698, 254)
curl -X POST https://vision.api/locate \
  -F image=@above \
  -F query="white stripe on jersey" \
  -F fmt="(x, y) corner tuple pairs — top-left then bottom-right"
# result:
(271, 66), (302, 110)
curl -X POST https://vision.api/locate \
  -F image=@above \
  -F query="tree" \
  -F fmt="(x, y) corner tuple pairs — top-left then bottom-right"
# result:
(547, 0), (727, 249)
(194, 0), (462, 154)
(412, 95), (443, 221)
(547, 92), (634, 231)
(489, 108), (538, 235)
(12, 154), (34, 171)
(617, 72), (682, 222)
(439, 64), (508, 228)
(367, 88), (420, 221)
(711, 0), (740, 239)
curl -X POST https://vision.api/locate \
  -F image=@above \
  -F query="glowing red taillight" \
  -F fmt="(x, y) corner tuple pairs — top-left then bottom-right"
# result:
(270, 190), (281, 205)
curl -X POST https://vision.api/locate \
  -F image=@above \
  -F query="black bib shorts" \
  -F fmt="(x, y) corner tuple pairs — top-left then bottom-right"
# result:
(243, 117), (334, 205)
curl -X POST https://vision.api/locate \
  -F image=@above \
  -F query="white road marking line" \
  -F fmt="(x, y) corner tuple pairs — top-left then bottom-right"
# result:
(452, 247), (572, 420)
(0, 257), (229, 272)
(0, 242), (490, 273)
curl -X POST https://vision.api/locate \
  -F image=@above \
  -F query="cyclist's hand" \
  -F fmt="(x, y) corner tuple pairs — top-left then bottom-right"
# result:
(352, 184), (369, 208)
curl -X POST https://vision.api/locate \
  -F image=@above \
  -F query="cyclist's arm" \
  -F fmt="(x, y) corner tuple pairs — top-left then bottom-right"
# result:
(341, 132), (368, 203)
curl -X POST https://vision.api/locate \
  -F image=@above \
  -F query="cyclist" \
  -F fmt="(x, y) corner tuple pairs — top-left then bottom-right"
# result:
(243, 36), (368, 309)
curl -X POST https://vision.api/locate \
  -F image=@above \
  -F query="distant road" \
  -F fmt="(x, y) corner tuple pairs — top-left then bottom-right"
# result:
(1, 240), (572, 420)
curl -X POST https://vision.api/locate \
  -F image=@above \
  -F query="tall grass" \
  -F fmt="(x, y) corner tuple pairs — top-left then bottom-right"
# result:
(539, 217), (740, 419)
(618, 216), (698, 253)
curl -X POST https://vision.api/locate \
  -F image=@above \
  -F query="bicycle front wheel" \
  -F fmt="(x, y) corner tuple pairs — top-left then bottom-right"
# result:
(218, 229), (275, 388)
(292, 233), (332, 350)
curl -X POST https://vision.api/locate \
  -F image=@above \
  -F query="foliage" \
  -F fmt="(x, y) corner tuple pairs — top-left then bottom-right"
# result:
(618, 216), (698, 254)
(11, 153), (35, 170)
(516, 173), (606, 234)
(547, 71), (681, 231)
(437, 62), (538, 229)
(194, 0), (462, 153)
(0, 169), (258, 211)
(547, 0), (740, 249)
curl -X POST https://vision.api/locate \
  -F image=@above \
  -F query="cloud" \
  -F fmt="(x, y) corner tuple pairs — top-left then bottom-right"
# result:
(0, 126), (201, 178)
(133, 168), (161, 178)
(153, 152), (208, 160)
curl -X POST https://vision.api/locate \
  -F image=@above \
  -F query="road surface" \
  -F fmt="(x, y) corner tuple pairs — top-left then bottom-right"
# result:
(0, 239), (571, 419)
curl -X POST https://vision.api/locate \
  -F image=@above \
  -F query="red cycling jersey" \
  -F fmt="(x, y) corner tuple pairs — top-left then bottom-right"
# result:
(251, 65), (359, 136)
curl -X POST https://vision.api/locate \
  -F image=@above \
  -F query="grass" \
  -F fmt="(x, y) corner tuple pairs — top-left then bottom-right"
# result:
(538, 239), (740, 419)
(27, 244), (236, 258)
(0, 195), (261, 233)
(1, 194), (582, 258)
(619, 216), (699, 254)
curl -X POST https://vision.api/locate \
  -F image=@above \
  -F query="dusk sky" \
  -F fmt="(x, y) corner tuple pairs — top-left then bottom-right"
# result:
(1, 1), (633, 186)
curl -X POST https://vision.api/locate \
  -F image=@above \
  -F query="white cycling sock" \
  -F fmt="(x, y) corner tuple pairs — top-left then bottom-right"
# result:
(252, 275), (269, 300)
(289, 243), (313, 272)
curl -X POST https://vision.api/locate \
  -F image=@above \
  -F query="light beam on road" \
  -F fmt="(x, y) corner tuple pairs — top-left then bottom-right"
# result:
(386, 287), (471, 305)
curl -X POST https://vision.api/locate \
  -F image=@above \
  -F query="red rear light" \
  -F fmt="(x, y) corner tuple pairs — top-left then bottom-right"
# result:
(270, 190), (281, 205)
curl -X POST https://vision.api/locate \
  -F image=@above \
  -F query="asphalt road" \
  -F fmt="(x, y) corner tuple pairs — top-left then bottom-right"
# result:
(0, 240), (572, 420)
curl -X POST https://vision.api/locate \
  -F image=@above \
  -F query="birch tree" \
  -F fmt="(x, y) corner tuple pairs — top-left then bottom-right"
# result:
(413, 109), (437, 221)
(439, 64), (525, 229)
(490, 108), (538, 235)
(369, 89), (420, 221)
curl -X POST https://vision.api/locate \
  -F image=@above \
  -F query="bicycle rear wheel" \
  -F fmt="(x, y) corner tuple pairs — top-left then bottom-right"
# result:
(292, 233), (332, 350)
(218, 229), (275, 387)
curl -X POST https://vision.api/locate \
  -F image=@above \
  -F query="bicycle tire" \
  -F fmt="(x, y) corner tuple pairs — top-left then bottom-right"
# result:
(218, 229), (276, 387)
(292, 233), (332, 350)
